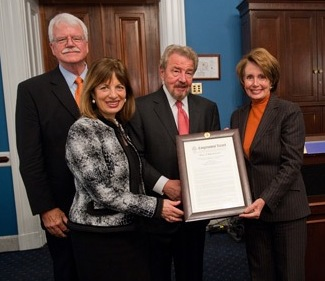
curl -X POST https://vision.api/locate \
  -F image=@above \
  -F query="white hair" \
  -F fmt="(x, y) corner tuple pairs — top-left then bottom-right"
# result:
(48, 13), (88, 42)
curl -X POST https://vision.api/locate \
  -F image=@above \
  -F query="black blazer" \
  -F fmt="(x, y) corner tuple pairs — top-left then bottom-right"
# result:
(230, 94), (310, 222)
(128, 87), (220, 232)
(16, 66), (80, 215)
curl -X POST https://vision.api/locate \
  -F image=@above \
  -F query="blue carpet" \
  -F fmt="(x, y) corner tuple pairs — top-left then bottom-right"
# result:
(203, 232), (250, 281)
(0, 232), (249, 281)
(0, 245), (53, 281)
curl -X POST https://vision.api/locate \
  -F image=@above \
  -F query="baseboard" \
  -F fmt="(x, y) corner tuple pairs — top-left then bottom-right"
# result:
(0, 235), (19, 252)
(0, 230), (46, 253)
(18, 230), (47, 251)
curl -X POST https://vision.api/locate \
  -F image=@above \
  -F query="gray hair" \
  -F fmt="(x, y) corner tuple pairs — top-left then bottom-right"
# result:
(160, 44), (199, 72)
(48, 13), (88, 42)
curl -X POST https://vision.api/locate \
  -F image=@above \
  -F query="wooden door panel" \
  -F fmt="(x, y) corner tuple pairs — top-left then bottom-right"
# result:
(306, 219), (325, 281)
(117, 15), (148, 97)
(285, 11), (318, 102)
(103, 5), (160, 96)
(249, 11), (286, 98)
(251, 11), (283, 60)
(317, 12), (325, 101)
(301, 106), (323, 135)
(323, 107), (325, 133)
(105, 8), (149, 97)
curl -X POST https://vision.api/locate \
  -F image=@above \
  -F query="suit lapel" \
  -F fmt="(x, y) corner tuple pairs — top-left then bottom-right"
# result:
(188, 94), (200, 133)
(50, 67), (80, 120)
(152, 89), (178, 142)
(238, 104), (250, 142)
(250, 95), (279, 150)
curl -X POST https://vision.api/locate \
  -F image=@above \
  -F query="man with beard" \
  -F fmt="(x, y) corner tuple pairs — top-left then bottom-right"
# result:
(127, 44), (221, 281)
(16, 13), (89, 281)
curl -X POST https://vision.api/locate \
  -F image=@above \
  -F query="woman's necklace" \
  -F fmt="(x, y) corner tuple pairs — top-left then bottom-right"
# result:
(113, 119), (130, 146)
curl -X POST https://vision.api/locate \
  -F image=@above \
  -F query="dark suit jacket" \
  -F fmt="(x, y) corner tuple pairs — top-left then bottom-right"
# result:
(127, 87), (220, 233)
(16, 66), (80, 216)
(230, 94), (310, 222)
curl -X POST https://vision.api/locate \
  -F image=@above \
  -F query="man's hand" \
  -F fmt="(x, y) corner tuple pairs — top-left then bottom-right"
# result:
(163, 179), (181, 201)
(41, 208), (69, 238)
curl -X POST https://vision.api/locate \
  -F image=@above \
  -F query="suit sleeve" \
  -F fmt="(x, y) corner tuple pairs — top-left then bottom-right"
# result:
(16, 82), (56, 215)
(230, 111), (238, 129)
(211, 103), (221, 131)
(260, 104), (305, 212)
(127, 108), (163, 191)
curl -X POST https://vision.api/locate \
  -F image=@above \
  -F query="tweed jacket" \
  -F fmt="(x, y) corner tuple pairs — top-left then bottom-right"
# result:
(230, 94), (310, 222)
(66, 117), (161, 232)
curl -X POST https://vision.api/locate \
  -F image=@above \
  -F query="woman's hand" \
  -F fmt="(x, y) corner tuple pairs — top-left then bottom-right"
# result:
(239, 198), (265, 219)
(161, 200), (184, 223)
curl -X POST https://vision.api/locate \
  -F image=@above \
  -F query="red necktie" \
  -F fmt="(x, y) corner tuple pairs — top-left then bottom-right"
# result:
(74, 76), (83, 107)
(176, 100), (189, 135)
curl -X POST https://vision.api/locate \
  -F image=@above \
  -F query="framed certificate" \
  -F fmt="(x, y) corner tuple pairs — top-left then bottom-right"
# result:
(193, 54), (220, 80)
(176, 129), (252, 222)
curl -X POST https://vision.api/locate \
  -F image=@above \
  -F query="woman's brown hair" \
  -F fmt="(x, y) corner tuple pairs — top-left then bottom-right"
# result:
(236, 47), (280, 92)
(80, 57), (135, 123)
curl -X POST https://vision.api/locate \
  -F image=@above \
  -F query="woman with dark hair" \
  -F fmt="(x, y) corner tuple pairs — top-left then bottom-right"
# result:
(231, 48), (310, 281)
(65, 57), (183, 281)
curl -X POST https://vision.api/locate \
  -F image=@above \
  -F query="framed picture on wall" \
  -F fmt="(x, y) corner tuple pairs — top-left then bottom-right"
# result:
(193, 54), (221, 80)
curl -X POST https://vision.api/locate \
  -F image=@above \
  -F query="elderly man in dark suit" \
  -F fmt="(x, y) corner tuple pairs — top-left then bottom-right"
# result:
(127, 44), (221, 281)
(16, 13), (88, 281)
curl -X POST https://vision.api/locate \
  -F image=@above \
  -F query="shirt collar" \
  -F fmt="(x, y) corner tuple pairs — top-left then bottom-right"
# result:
(162, 84), (189, 109)
(59, 64), (87, 88)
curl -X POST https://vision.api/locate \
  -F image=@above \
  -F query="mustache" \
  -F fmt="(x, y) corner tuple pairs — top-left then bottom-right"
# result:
(175, 83), (189, 87)
(62, 47), (81, 54)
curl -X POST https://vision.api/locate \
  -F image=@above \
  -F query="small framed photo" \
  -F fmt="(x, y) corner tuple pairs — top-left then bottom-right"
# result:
(193, 54), (221, 80)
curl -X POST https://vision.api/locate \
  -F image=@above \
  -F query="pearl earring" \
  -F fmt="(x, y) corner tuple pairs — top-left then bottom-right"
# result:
(92, 99), (95, 104)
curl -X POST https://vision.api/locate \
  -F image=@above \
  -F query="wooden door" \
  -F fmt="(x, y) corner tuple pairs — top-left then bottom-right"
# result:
(305, 195), (325, 281)
(248, 10), (286, 98)
(300, 106), (323, 135)
(39, 3), (161, 97)
(285, 11), (318, 103)
(317, 12), (325, 102)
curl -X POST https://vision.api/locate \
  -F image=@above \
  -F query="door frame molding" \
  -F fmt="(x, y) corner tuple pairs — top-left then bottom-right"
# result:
(0, 0), (46, 251)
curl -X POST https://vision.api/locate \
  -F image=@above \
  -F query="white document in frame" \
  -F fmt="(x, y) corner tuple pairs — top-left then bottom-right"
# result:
(183, 136), (245, 213)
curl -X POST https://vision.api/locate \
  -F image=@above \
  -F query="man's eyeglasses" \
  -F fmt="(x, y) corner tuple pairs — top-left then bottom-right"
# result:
(52, 36), (85, 45)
